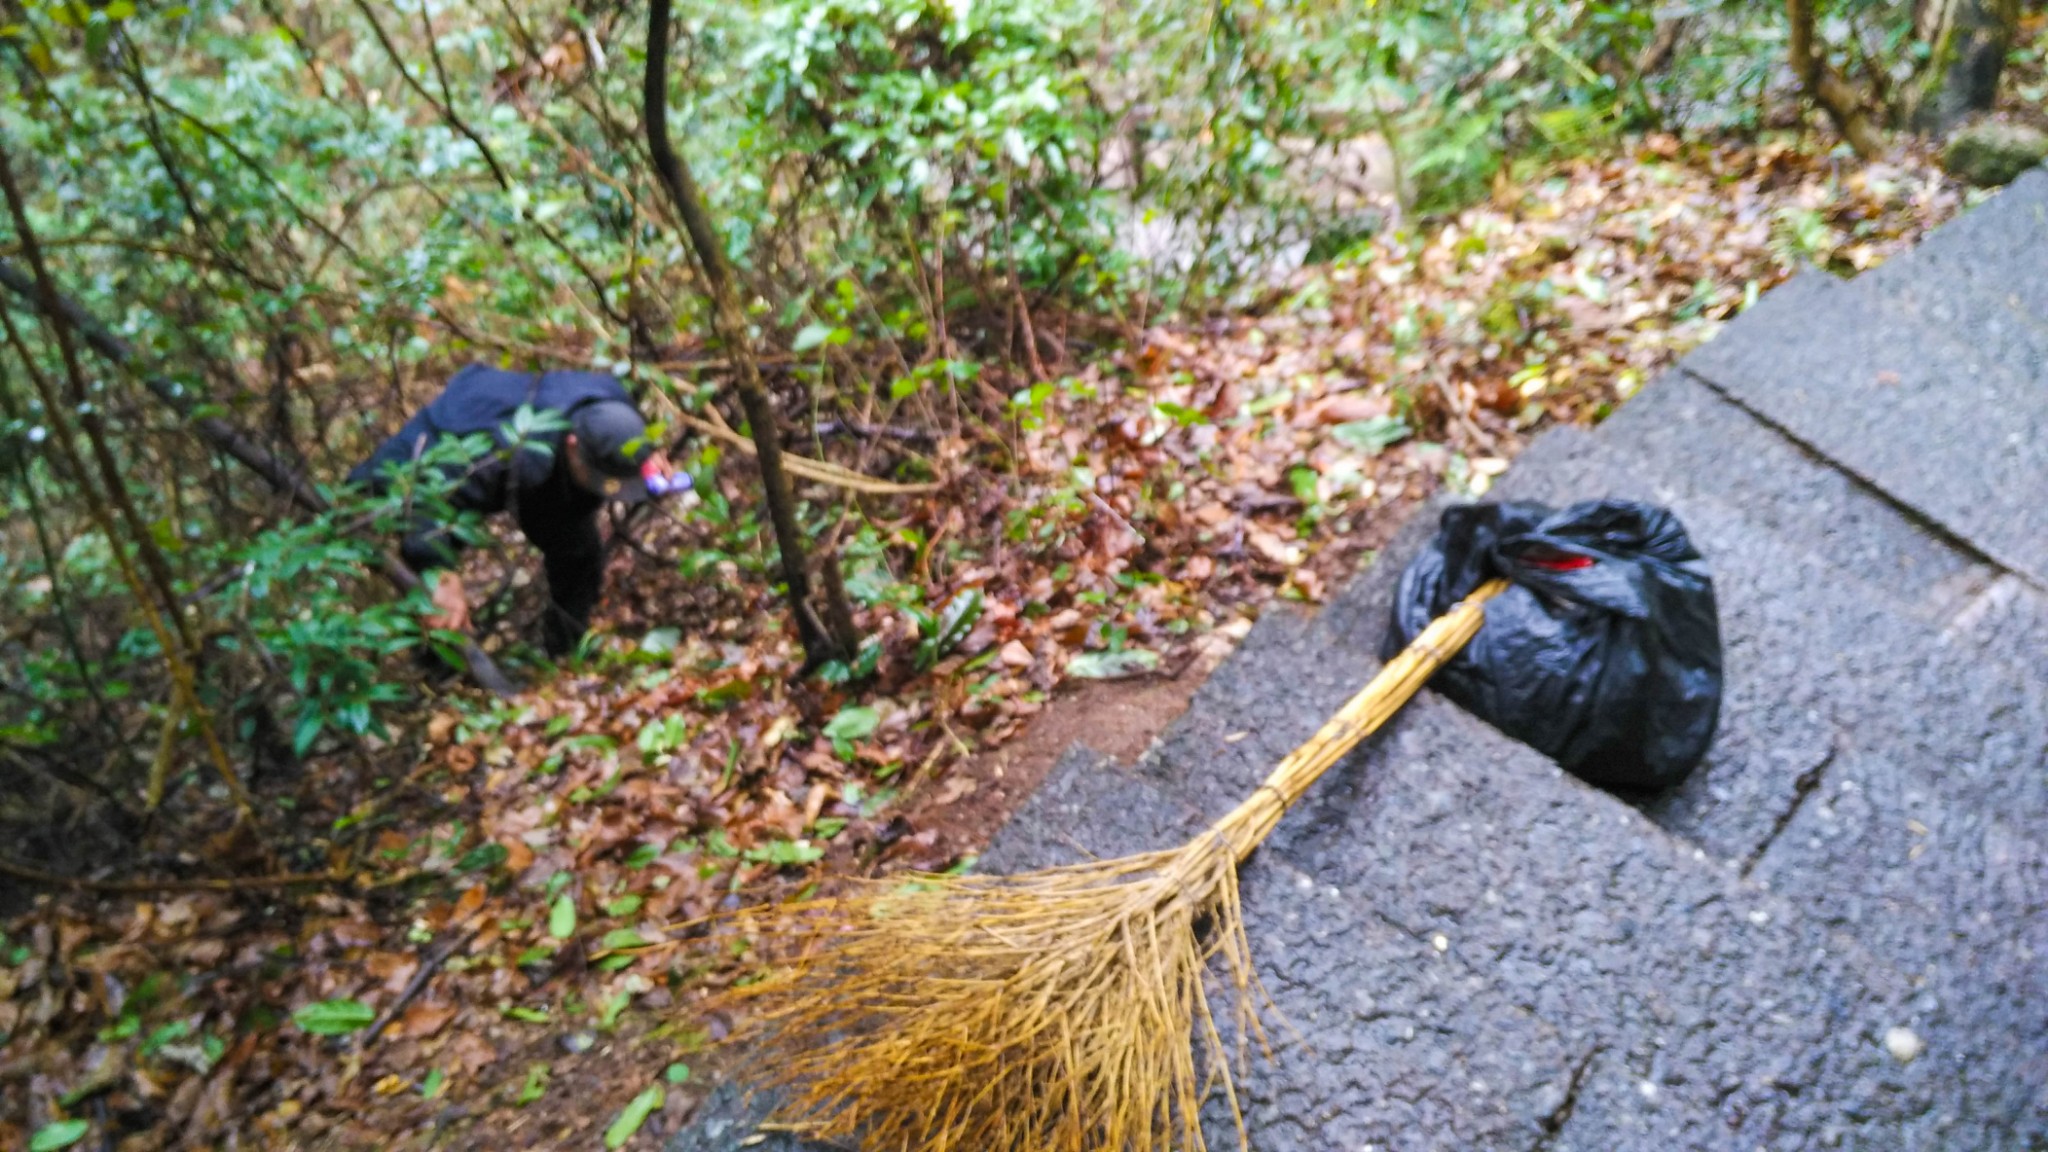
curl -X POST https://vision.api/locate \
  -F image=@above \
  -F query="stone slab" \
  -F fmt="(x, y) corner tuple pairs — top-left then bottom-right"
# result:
(1854, 167), (2048, 322)
(1497, 386), (2048, 1146)
(1677, 182), (2048, 586)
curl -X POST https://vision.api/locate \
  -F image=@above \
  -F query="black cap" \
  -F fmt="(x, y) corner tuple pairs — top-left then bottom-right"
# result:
(571, 400), (654, 503)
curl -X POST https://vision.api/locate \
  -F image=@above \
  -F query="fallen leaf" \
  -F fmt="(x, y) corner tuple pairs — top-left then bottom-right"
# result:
(1311, 394), (1391, 424)
(1067, 650), (1161, 680)
(396, 1001), (458, 1040)
(932, 776), (978, 806)
(501, 838), (535, 874)
(1246, 528), (1302, 568)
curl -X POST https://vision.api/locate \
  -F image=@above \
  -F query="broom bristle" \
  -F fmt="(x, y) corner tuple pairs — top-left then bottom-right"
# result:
(719, 832), (1261, 1152)
(705, 580), (1509, 1151)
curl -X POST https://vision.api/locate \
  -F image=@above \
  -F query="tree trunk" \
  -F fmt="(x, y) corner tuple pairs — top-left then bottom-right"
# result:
(643, 0), (852, 667)
(1910, 0), (2021, 134)
(1788, 0), (1888, 159)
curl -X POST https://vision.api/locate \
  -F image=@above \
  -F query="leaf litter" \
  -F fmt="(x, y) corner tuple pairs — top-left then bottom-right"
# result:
(0, 136), (1967, 1149)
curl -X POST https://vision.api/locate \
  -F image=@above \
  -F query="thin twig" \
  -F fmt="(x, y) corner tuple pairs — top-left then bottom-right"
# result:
(673, 408), (940, 494)
(0, 856), (346, 894)
(359, 925), (482, 1052)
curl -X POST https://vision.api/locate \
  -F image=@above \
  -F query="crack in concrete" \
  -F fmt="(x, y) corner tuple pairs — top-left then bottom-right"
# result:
(1678, 368), (2042, 595)
(1530, 1044), (1604, 1151)
(1740, 737), (1839, 878)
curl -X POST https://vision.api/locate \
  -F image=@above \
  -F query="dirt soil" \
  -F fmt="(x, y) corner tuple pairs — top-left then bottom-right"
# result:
(898, 659), (1213, 863)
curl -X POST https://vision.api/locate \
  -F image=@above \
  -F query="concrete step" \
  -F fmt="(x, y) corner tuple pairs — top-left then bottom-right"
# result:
(1494, 379), (2048, 1145)
(1850, 167), (2048, 324)
(983, 748), (1584, 1150)
(1494, 378), (1975, 865)
(1675, 173), (2048, 587)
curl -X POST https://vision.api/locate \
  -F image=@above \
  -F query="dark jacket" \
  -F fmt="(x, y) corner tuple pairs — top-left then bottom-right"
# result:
(350, 364), (632, 655)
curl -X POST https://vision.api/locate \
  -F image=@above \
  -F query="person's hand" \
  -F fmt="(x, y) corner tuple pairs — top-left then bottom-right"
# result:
(426, 572), (471, 634)
(640, 451), (694, 501)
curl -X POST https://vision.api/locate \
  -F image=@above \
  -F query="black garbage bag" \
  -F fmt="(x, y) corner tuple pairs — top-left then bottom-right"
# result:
(1383, 498), (1722, 790)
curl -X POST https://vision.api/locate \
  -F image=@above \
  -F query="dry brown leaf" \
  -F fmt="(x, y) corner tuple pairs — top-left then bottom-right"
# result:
(1311, 394), (1391, 425)
(501, 838), (535, 874)
(427, 713), (458, 744)
(396, 1001), (458, 1040)
(1246, 528), (1301, 568)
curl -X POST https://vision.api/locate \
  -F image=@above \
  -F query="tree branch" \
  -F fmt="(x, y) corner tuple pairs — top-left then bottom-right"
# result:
(0, 261), (517, 696)
(0, 854), (346, 894)
(347, 0), (625, 325)
(1788, 0), (1887, 158)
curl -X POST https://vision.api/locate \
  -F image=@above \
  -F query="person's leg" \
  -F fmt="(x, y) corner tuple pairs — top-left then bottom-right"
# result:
(538, 514), (605, 658)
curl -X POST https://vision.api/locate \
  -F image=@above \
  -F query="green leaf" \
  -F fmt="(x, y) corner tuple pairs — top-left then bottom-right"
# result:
(548, 894), (577, 940)
(823, 705), (881, 744)
(791, 323), (849, 353)
(456, 842), (508, 874)
(516, 1062), (550, 1105)
(503, 1006), (551, 1024)
(663, 1062), (692, 1085)
(624, 841), (665, 869)
(292, 998), (375, 1036)
(605, 1085), (666, 1149)
(1329, 416), (1412, 456)
(745, 838), (825, 867)
(545, 870), (572, 901)
(1153, 400), (1210, 427)
(605, 895), (645, 917)
(97, 1013), (140, 1042)
(420, 1068), (447, 1099)
(292, 710), (324, 757)
(141, 1019), (191, 1056)
(1067, 649), (1161, 680)
(639, 627), (681, 657)
(599, 928), (649, 951)
(31, 1120), (89, 1151)
(637, 713), (692, 756)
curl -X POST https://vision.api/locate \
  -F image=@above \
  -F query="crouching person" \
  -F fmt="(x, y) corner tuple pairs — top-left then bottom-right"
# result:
(348, 363), (686, 658)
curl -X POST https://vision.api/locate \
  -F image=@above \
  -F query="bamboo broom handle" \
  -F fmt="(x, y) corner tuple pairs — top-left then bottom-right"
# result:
(1212, 578), (1510, 859)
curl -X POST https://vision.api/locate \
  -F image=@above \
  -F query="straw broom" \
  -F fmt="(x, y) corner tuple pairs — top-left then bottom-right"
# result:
(711, 578), (1510, 1151)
